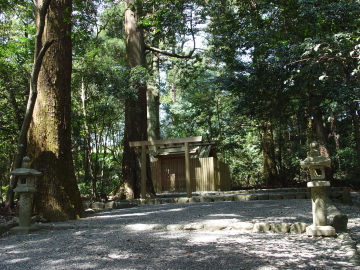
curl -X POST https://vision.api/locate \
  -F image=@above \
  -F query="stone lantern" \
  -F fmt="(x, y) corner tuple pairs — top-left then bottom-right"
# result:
(11, 156), (42, 234)
(300, 142), (336, 236)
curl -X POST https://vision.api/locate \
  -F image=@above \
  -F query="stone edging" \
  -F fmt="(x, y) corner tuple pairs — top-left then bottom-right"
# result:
(35, 220), (309, 234)
(123, 220), (309, 234)
(84, 187), (352, 211)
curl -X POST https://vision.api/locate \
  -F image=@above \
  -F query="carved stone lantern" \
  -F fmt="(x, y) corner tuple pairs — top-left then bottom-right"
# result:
(300, 142), (336, 236)
(11, 156), (42, 234)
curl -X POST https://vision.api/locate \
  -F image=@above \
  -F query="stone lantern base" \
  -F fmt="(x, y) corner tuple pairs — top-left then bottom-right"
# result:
(306, 180), (336, 237)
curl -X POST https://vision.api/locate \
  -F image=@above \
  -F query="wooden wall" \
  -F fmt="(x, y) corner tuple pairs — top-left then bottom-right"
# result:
(151, 157), (231, 193)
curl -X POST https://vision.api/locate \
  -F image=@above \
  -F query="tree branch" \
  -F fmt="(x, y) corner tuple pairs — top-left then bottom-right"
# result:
(31, 40), (55, 90)
(145, 11), (196, 59)
(145, 44), (195, 58)
(285, 55), (347, 67)
(34, 0), (52, 58)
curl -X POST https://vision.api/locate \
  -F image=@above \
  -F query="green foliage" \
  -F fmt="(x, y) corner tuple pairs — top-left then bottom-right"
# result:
(204, 0), (360, 186)
(1, 0), (359, 197)
(130, 66), (149, 87)
(71, 2), (129, 199)
(0, 1), (33, 192)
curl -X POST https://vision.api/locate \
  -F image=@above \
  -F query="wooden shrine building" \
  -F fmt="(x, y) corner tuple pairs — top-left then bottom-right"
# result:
(129, 136), (231, 198)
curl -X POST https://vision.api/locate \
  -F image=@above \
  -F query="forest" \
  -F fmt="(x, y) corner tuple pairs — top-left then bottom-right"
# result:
(0, 0), (359, 221)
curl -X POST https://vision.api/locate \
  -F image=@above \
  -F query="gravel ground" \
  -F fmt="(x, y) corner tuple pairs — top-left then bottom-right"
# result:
(0, 199), (359, 270)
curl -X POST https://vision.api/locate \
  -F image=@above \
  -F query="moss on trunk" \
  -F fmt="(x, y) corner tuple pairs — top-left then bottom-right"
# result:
(27, 0), (83, 221)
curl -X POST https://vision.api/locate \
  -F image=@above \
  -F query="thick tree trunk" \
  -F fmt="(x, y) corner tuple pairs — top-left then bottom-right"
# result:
(6, 0), (53, 209)
(122, 0), (155, 199)
(259, 121), (279, 187)
(27, 0), (83, 221)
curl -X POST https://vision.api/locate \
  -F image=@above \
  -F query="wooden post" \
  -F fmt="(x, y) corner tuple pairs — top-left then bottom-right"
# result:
(129, 136), (203, 197)
(157, 159), (162, 193)
(141, 145), (146, 199)
(185, 142), (191, 197)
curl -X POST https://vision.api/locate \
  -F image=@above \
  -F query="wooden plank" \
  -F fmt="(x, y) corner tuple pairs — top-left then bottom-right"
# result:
(156, 148), (198, 156)
(150, 161), (157, 193)
(141, 145), (146, 199)
(157, 159), (162, 193)
(185, 142), (192, 197)
(129, 136), (202, 147)
(210, 157), (215, 190)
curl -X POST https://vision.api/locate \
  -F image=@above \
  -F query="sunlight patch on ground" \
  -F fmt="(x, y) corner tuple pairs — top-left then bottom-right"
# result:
(8, 257), (30, 263)
(207, 213), (241, 217)
(49, 259), (66, 265)
(89, 212), (149, 218)
(125, 223), (164, 231)
(256, 266), (279, 270)
(108, 252), (131, 259)
(69, 263), (98, 269)
(189, 234), (219, 243)
(90, 208), (185, 219)
(5, 250), (23, 254)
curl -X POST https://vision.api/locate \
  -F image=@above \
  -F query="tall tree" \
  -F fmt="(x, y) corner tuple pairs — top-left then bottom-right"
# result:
(121, 0), (201, 198)
(5, 0), (54, 208)
(122, 0), (154, 199)
(147, 54), (161, 141)
(27, 0), (83, 221)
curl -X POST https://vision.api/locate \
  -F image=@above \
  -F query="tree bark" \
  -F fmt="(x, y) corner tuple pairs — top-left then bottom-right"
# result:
(350, 102), (360, 172)
(122, 0), (155, 199)
(80, 78), (94, 194)
(259, 121), (279, 187)
(147, 54), (161, 141)
(27, 0), (83, 221)
(6, 0), (53, 209)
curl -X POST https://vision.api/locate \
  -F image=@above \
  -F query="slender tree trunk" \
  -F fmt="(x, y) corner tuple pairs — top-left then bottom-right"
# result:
(329, 115), (342, 171)
(276, 127), (285, 186)
(122, 0), (155, 199)
(259, 121), (278, 187)
(99, 134), (108, 198)
(80, 78), (94, 193)
(216, 96), (223, 141)
(27, 0), (83, 221)
(92, 126), (105, 199)
(6, 87), (23, 130)
(147, 54), (161, 141)
(350, 102), (360, 172)
(171, 82), (177, 103)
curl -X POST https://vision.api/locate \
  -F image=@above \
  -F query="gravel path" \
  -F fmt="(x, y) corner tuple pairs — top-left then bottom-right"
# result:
(0, 199), (359, 270)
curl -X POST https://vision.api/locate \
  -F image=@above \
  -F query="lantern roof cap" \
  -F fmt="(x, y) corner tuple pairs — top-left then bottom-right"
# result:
(11, 168), (42, 176)
(300, 141), (331, 168)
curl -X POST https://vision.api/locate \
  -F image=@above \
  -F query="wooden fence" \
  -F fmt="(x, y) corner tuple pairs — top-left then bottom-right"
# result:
(151, 157), (231, 193)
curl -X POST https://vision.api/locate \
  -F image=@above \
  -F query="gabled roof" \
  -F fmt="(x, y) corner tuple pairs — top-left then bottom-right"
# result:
(129, 136), (217, 158)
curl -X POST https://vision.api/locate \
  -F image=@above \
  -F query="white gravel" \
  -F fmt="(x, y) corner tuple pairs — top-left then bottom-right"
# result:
(0, 199), (359, 270)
